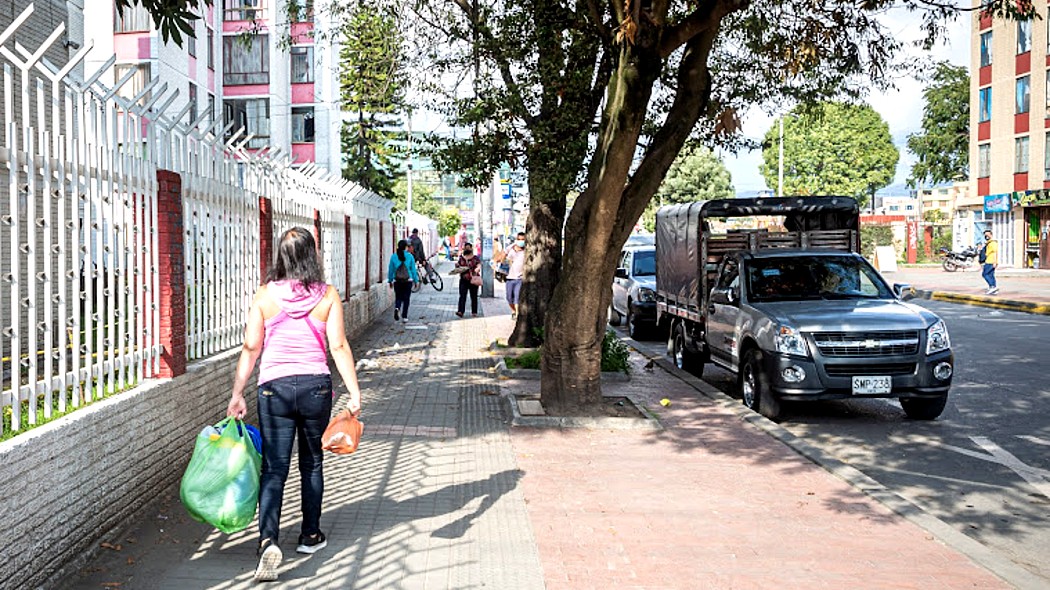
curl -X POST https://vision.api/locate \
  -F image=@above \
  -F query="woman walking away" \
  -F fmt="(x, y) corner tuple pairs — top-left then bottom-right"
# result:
(388, 239), (419, 324)
(456, 244), (481, 317)
(226, 227), (363, 583)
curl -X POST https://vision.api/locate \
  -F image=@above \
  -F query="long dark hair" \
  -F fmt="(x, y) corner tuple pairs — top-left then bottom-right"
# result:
(397, 239), (408, 262)
(266, 227), (325, 289)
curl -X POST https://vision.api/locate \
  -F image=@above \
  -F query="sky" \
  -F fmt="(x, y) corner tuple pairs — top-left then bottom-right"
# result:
(723, 8), (971, 196)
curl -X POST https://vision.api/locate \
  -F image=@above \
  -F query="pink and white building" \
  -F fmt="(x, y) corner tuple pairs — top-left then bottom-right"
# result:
(84, 0), (344, 174)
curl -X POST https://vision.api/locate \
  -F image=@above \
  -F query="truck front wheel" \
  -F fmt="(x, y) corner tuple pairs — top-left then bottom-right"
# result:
(899, 394), (947, 420)
(740, 349), (782, 422)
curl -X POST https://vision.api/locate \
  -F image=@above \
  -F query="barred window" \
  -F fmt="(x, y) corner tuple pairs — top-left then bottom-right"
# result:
(207, 28), (215, 70)
(114, 4), (150, 32)
(224, 98), (270, 149)
(223, 35), (269, 85)
(189, 83), (198, 123)
(291, 47), (314, 83)
(113, 63), (151, 106)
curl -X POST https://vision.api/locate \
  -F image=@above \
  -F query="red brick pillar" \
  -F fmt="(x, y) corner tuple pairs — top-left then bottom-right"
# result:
(344, 215), (352, 296)
(156, 170), (186, 378)
(259, 197), (273, 280)
(365, 219), (371, 291)
(313, 208), (322, 256)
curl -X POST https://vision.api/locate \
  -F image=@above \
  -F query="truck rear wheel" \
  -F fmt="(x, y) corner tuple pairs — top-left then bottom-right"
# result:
(899, 394), (947, 420)
(740, 349), (782, 422)
(607, 305), (622, 326)
(670, 323), (703, 375)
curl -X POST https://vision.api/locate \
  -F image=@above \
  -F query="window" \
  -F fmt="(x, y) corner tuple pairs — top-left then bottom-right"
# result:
(1017, 75), (1031, 114)
(208, 93), (216, 125)
(980, 31), (993, 67)
(224, 98), (270, 149)
(979, 87), (992, 123)
(224, 0), (264, 21)
(1018, 19), (1032, 54)
(223, 35), (269, 85)
(1045, 133), (1050, 176)
(188, 32), (197, 58)
(1015, 136), (1030, 174)
(113, 63), (151, 106)
(292, 107), (315, 143)
(114, 4), (150, 32)
(291, 0), (314, 22)
(207, 28), (214, 69)
(189, 84), (198, 123)
(291, 47), (314, 83)
(978, 144), (991, 178)
(632, 250), (655, 277)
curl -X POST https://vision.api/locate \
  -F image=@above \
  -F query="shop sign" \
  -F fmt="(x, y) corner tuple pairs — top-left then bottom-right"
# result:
(984, 193), (1012, 213)
(1015, 188), (1050, 207)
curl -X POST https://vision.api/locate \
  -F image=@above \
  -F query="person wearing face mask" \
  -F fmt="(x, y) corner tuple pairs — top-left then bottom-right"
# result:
(494, 232), (526, 319)
(455, 244), (482, 317)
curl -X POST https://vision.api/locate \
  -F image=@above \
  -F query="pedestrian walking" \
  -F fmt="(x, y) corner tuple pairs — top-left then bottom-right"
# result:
(225, 227), (363, 583)
(980, 228), (999, 295)
(388, 239), (419, 323)
(494, 231), (526, 319)
(455, 244), (482, 317)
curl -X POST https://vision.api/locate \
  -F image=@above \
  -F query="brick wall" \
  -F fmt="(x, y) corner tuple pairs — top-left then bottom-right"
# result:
(156, 170), (186, 378)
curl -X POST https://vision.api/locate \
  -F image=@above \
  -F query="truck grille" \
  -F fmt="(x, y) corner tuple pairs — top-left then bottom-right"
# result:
(811, 331), (919, 357)
(824, 363), (916, 376)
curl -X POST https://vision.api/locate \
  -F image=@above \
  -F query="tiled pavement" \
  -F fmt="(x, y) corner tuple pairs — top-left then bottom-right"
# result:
(68, 263), (1014, 589)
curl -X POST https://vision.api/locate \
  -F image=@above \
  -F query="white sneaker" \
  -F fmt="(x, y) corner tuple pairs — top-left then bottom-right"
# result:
(988, 287), (999, 295)
(254, 542), (282, 582)
(402, 318), (408, 324)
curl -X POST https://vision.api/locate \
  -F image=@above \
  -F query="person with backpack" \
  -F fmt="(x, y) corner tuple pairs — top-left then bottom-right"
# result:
(388, 239), (419, 323)
(979, 228), (999, 295)
(225, 227), (363, 582)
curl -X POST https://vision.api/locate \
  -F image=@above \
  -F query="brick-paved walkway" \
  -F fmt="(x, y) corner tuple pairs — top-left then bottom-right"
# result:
(67, 264), (1011, 589)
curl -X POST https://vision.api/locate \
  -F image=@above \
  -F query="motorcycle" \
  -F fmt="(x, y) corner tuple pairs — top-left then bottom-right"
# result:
(940, 245), (979, 272)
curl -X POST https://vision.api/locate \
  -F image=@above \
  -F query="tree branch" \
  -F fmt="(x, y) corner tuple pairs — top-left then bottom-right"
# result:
(658, 0), (747, 58)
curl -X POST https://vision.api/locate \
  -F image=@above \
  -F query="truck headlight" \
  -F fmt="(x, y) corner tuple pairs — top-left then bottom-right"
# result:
(637, 288), (656, 303)
(775, 326), (809, 357)
(926, 320), (951, 354)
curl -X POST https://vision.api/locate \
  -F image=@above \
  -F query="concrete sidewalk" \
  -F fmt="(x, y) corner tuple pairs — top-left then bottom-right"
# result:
(887, 265), (1050, 314)
(67, 266), (1014, 589)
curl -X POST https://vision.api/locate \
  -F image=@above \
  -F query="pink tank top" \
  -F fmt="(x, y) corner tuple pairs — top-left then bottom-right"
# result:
(258, 281), (330, 385)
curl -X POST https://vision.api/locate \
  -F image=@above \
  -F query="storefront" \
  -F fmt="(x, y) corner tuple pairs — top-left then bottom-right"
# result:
(983, 194), (1017, 267)
(1015, 190), (1050, 269)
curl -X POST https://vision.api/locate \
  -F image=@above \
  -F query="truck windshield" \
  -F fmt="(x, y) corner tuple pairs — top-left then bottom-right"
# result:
(632, 250), (655, 276)
(746, 256), (892, 302)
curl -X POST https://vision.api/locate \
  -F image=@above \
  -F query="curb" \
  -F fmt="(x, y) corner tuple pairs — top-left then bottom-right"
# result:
(628, 344), (1046, 590)
(505, 392), (663, 430)
(912, 289), (1050, 316)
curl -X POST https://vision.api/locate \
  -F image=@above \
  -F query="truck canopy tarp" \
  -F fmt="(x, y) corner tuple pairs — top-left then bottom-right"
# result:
(656, 197), (859, 308)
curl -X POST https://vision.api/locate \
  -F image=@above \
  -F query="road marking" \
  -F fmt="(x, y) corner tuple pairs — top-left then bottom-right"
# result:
(970, 437), (1050, 500)
(1018, 435), (1050, 447)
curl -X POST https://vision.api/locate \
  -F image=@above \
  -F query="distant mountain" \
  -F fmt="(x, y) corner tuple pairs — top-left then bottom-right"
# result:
(733, 184), (912, 199)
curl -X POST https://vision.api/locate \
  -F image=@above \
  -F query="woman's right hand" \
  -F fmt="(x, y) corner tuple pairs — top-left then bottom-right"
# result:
(227, 393), (247, 419)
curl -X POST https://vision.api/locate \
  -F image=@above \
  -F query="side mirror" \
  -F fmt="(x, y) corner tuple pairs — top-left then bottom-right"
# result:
(893, 283), (914, 300)
(614, 267), (629, 279)
(711, 288), (736, 305)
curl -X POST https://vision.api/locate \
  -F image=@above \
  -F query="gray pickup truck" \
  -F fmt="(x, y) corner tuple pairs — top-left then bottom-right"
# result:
(655, 197), (953, 421)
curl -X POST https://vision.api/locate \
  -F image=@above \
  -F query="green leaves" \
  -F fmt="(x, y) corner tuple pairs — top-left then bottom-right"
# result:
(115, 0), (205, 46)
(759, 102), (898, 207)
(906, 62), (969, 188)
(641, 145), (734, 231)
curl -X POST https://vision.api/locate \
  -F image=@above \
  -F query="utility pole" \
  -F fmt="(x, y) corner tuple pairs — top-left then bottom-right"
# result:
(406, 109), (413, 212)
(777, 115), (784, 198)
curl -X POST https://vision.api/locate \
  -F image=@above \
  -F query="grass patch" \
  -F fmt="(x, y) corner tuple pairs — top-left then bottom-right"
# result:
(502, 330), (632, 375)
(2, 379), (137, 442)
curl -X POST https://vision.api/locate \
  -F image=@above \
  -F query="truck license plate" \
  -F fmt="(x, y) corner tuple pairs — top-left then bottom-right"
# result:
(852, 376), (892, 395)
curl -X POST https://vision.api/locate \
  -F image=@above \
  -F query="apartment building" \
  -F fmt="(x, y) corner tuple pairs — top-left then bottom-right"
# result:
(83, 0), (343, 174)
(971, 4), (1050, 268)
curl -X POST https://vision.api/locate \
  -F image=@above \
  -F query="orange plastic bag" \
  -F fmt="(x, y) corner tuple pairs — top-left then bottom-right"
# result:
(322, 410), (363, 454)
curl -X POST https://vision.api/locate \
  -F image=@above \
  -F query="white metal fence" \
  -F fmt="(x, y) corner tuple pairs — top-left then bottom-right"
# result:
(0, 5), (393, 436)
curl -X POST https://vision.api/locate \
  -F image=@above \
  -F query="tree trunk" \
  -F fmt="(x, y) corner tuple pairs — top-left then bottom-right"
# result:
(508, 194), (565, 347)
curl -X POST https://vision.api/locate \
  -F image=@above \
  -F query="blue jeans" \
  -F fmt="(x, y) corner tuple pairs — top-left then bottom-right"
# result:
(982, 263), (997, 289)
(257, 374), (333, 544)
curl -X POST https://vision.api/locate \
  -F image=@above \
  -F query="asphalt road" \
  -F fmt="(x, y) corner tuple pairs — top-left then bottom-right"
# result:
(619, 300), (1050, 584)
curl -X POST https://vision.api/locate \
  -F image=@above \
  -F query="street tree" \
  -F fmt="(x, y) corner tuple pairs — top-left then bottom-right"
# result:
(390, 179), (442, 219)
(758, 102), (898, 208)
(642, 145), (734, 232)
(906, 62), (970, 188)
(129, 0), (1036, 414)
(438, 208), (463, 241)
(339, 5), (407, 200)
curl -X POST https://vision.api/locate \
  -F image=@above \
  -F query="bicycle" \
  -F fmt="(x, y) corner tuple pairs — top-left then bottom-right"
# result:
(412, 255), (444, 292)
